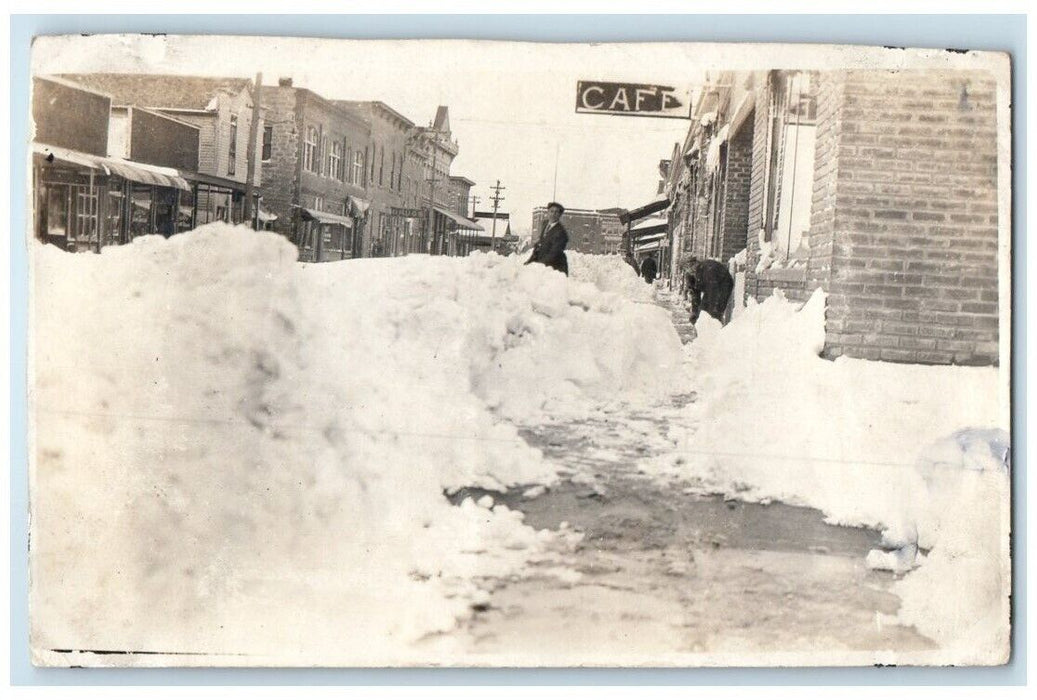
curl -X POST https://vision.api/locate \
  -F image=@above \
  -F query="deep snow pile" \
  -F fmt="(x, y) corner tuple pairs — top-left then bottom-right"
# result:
(650, 290), (1010, 664)
(30, 224), (681, 662)
(568, 251), (655, 303)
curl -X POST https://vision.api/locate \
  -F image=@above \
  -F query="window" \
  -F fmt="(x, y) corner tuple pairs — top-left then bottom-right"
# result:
(390, 152), (396, 190)
(763, 70), (818, 258)
(304, 126), (319, 173)
(328, 139), (342, 180)
(262, 125), (272, 161)
(320, 135), (329, 176)
(368, 145), (374, 181)
(314, 196), (324, 212)
(228, 114), (238, 176)
(378, 145), (384, 187)
(352, 150), (364, 186)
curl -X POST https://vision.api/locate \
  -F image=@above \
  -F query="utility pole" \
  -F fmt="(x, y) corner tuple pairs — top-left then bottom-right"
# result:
(552, 141), (560, 200)
(243, 72), (262, 227)
(489, 180), (505, 253)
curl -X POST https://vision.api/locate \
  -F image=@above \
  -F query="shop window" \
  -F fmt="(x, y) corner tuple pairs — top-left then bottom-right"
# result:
(177, 188), (196, 233)
(130, 185), (153, 238)
(763, 71), (818, 259)
(44, 184), (69, 239)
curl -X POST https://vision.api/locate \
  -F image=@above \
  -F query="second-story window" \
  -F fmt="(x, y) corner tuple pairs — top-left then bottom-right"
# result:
(228, 114), (238, 176)
(304, 126), (319, 173)
(352, 151), (364, 186)
(390, 152), (396, 191)
(262, 125), (272, 161)
(320, 135), (329, 177)
(330, 141), (343, 182)
(378, 145), (384, 187)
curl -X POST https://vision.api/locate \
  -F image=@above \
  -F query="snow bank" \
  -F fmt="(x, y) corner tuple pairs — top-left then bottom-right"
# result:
(30, 225), (680, 662)
(651, 289), (1010, 663)
(568, 251), (655, 303)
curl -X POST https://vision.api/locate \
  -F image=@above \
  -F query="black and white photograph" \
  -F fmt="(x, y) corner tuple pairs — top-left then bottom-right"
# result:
(25, 33), (1012, 668)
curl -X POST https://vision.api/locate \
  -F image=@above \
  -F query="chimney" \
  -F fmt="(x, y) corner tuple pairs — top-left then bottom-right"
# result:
(278, 77), (293, 87)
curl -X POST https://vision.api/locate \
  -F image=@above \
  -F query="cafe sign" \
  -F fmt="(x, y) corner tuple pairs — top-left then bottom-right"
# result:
(575, 81), (692, 119)
(391, 207), (424, 218)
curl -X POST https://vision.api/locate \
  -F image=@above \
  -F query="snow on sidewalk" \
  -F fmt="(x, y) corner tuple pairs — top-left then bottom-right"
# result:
(29, 225), (682, 663)
(644, 288), (1010, 664)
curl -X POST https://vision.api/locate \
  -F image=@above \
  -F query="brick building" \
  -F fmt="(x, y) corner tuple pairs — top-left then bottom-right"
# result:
(61, 73), (264, 227)
(663, 68), (1002, 366)
(336, 100), (415, 257)
(531, 206), (625, 255)
(262, 80), (371, 261)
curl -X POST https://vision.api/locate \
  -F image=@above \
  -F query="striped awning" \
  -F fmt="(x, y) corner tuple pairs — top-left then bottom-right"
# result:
(301, 208), (353, 226)
(33, 143), (191, 191)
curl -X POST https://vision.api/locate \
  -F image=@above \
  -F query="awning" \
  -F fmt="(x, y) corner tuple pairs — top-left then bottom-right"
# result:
(33, 143), (106, 171)
(705, 124), (731, 171)
(434, 206), (484, 231)
(103, 158), (192, 192)
(301, 208), (353, 227)
(35, 142), (193, 191)
(257, 209), (277, 223)
(619, 195), (671, 224)
(634, 231), (667, 244)
(729, 90), (756, 135)
(635, 238), (669, 253)
(631, 215), (668, 232)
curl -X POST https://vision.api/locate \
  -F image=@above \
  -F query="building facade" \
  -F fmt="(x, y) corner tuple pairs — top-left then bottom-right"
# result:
(32, 76), (198, 252)
(61, 73), (265, 228)
(665, 69), (1001, 366)
(260, 81), (371, 262)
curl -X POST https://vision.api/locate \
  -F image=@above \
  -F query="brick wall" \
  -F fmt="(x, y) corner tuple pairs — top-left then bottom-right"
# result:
(744, 72), (771, 299)
(257, 87), (301, 240)
(823, 69), (999, 365)
(719, 117), (754, 264)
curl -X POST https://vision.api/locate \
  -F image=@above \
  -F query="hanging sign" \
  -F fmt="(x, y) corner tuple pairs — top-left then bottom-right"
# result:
(576, 81), (692, 119)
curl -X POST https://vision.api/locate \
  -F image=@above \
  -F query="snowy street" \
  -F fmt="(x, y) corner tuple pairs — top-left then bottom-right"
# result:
(435, 369), (934, 664)
(28, 227), (1009, 667)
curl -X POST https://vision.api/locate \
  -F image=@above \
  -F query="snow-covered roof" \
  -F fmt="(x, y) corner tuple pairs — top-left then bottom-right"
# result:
(631, 216), (668, 232)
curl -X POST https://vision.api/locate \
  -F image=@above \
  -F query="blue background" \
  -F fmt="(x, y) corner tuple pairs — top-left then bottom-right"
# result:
(8, 13), (1027, 686)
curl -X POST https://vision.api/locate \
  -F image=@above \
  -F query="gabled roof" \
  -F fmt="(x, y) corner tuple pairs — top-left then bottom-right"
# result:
(58, 73), (252, 111)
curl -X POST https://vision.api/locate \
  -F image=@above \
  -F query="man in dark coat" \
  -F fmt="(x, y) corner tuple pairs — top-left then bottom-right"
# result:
(687, 257), (735, 324)
(640, 256), (658, 284)
(525, 202), (569, 276)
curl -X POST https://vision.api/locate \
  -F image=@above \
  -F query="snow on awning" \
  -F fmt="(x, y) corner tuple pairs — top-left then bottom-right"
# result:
(434, 206), (484, 231)
(33, 142), (106, 171)
(700, 110), (718, 127)
(635, 238), (669, 253)
(634, 231), (667, 244)
(706, 124), (731, 171)
(729, 90), (756, 135)
(257, 209), (278, 223)
(631, 215), (668, 232)
(301, 208), (354, 227)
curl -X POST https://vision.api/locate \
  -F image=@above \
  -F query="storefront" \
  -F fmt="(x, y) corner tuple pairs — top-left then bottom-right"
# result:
(297, 207), (355, 262)
(33, 143), (192, 252)
(432, 206), (483, 256)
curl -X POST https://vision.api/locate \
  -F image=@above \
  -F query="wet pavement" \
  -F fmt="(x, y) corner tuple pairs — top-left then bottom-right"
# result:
(437, 314), (936, 664)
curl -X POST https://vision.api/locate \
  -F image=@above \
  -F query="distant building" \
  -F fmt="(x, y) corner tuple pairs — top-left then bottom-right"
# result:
(531, 206), (626, 255)
(262, 79), (372, 262)
(336, 100), (415, 257)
